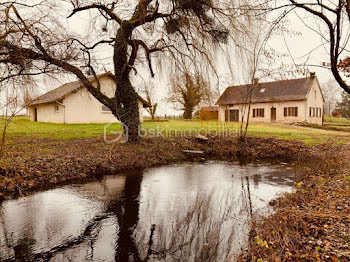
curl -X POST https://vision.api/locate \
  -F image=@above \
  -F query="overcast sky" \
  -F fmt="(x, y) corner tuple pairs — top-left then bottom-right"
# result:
(35, 1), (348, 117)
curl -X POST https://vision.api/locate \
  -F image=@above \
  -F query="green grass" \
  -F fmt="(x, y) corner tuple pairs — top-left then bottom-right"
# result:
(323, 117), (350, 132)
(324, 116), (350, 125)
(2, 117), (350, 145)
(3, 116), (122, 140)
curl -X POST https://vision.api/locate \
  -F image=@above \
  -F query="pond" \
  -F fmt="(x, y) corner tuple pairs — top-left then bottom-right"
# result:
(0, 160), (297, 261)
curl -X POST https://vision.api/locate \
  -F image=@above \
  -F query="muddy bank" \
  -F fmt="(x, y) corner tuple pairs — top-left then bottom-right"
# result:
(239, 143), (350, 261)
(0, 135), (308, 198)
(1, 135), (349, 261)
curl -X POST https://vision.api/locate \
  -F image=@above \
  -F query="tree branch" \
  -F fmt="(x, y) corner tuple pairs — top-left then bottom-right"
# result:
(289, 0), (350, 94)
(0, 40), (115, 110)
(68, 4), (122, 25)
(130, 39), (156, 77)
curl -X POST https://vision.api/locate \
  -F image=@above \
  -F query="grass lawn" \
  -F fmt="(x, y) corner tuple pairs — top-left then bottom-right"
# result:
(3, 116), (350, 145)
(3, 117), (122, 140)
(324, 116), (350, 125)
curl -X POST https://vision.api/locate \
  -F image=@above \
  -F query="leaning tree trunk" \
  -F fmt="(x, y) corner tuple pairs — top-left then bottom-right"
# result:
(113, 23), (140, 142)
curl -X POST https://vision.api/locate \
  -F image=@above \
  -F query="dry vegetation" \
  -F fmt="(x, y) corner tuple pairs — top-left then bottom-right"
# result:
(240, 144), (350, 261)
(0, 120), (349, 261)
(0, 135), (308, 199)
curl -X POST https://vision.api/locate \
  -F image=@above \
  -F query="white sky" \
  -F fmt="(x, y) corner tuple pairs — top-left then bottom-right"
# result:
(34, 2), (349, 117)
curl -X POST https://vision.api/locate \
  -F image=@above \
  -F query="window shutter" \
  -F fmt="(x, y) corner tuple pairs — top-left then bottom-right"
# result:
(284, 108), (287, 117)
(295, 107), (298, 117)
(262, 109), (264, 117)
(253, 109), (256, 117)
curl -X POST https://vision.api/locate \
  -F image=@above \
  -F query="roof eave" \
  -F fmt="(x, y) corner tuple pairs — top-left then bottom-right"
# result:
(217, 98), (307, 106)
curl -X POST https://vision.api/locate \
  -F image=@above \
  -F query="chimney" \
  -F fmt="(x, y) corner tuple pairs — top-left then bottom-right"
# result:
(253, 78), (259, 85)
(310, 72), (316, 78)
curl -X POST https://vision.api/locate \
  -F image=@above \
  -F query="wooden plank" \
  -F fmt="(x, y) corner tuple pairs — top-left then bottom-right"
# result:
(182, 150), (204, 154)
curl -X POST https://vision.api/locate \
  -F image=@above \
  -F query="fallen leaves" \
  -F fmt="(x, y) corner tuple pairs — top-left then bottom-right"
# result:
(0, 135), (309, 199)
(1, 135), (349, 261)
(240, 144), (350, 261)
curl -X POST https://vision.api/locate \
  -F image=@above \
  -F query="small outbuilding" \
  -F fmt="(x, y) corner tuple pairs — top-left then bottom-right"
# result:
(199, 106), (219, 120)
(27, 72), (149, 124)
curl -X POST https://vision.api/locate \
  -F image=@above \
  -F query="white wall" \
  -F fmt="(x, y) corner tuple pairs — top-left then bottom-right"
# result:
(63, 87), (117, 124)
(306, 79), (324, 125)
(28, 103), (65, 123)
(219, 100), (308, 124)
(218, 79), (324, 125)
(29, 76), (145, 124)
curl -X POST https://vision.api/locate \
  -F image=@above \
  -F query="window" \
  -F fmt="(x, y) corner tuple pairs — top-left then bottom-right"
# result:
(284, 107), (298, 117)
(253, 108), (264, 118)
(102, 105), (112, 112)
(55, 105), (59, 112)
(316, 108), (322, 117)
(309, 107), (315, 117)
(229, 110), (239, 122)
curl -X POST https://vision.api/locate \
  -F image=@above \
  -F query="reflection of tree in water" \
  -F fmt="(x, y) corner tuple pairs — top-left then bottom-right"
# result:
(107, 170), (144, 262)
(0, 202), (37, 261)
(132, 181), (254, 261)
(4, 236), (36, 261)
(1, 171), (256, 262)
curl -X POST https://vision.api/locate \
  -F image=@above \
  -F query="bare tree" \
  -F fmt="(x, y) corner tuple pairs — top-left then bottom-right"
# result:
(0, 0), (253, 141)
(225, 19), (286, 140)
(169, 72), (213, 119)
(142, 82), (158, 120)
(0, 78), (36, 158)
(267, 0), (350, 94)
(321, 79), (342, 116)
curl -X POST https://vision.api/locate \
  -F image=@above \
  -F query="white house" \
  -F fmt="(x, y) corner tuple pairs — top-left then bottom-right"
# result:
(27, 72), (149, 124)
(216, 74), (324, 125)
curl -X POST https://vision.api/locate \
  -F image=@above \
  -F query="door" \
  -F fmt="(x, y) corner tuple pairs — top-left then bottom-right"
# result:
(271, 107), (276, 122)
(229, 110), (239, 122)
(34, 108), (38, 122)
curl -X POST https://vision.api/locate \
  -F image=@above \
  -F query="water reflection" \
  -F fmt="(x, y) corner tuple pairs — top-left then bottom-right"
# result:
(0, 161), (296, 261)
